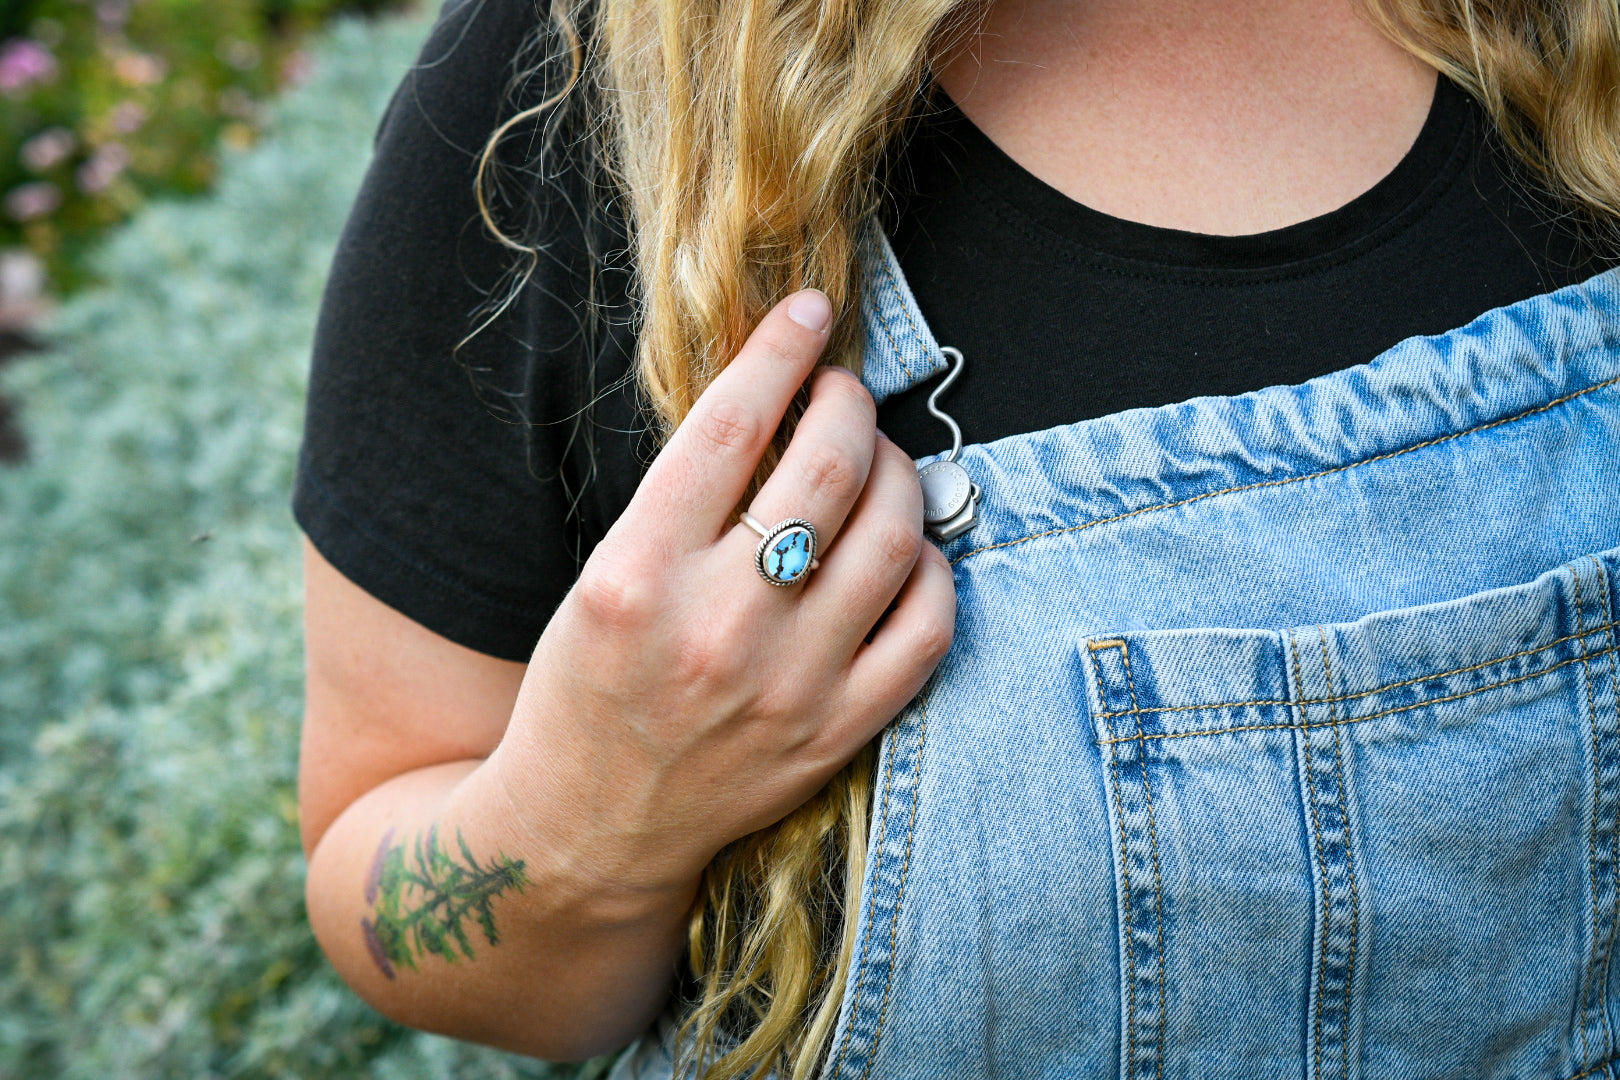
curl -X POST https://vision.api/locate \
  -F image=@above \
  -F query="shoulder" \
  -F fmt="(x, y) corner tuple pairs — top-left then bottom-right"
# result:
(296, 0), (644, 663)
(371, 0), (554, 161)
(322, 0), (618, 374)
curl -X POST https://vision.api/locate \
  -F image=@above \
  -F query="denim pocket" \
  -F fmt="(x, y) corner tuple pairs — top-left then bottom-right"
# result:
(1081, 545), (1620, 1080)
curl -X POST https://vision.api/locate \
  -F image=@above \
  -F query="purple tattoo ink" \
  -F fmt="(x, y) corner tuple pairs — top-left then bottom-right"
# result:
(364, 826), (395, 906)
(360, 917), (396, 980)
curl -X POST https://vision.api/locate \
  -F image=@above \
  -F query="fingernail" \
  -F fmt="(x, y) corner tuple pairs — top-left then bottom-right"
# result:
(787, 289), (832, 333)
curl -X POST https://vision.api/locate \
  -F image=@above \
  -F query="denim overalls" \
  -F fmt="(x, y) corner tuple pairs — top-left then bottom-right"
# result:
(611, 215), (1620, 1080)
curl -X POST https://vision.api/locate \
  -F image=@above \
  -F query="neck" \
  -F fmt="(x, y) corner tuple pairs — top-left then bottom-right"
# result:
(930, 0), (1438, 235)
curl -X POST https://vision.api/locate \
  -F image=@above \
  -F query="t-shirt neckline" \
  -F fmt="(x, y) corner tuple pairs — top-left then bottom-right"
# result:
(909, 73), (1469, 271)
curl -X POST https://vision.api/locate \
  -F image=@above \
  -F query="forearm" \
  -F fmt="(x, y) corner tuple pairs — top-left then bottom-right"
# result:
(304, 751), (698, 1062)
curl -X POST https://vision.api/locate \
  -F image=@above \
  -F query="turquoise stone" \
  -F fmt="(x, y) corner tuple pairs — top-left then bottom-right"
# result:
(765, 528), (814, 582)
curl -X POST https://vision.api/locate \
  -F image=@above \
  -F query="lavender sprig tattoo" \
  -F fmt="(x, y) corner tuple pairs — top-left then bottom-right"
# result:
(359, 824), (529, 980)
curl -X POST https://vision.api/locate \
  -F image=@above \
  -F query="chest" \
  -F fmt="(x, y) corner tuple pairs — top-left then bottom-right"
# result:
(818, 214), (1620, 1080)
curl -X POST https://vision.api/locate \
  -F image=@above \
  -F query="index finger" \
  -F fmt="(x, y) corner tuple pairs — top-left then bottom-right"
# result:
(629, 288), (836, 543)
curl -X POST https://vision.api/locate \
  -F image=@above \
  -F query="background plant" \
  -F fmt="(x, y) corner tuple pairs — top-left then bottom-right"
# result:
(0, 9), (609, 1076)
(2, 0), (406, 293)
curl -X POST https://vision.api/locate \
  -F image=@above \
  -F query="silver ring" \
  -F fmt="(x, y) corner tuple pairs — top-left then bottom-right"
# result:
(740, 512), (821, 586)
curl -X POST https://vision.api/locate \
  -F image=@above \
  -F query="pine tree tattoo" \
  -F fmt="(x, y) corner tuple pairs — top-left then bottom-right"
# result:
(359, 824), (529, 979)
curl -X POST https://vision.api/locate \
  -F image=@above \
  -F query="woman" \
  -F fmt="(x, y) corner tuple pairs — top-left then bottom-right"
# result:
(294, 0), (1620, 1076)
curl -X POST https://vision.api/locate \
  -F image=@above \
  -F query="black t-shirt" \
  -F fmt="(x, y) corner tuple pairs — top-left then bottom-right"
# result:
(293, 0), (1609, 662)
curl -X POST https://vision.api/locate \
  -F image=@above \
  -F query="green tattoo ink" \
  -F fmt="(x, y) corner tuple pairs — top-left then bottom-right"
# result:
(359, 824), (528, 980)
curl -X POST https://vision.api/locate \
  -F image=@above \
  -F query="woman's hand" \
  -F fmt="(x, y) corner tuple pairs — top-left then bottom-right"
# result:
(300, 287), (950, 1058)
(495, 288), (957, 898)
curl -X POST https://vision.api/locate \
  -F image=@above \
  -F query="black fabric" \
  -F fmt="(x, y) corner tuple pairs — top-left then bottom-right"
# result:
(293, 0), (1611, 662)
(877, 74), (1606, 449)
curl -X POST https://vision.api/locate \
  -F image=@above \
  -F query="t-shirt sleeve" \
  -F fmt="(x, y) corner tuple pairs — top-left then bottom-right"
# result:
(293, 0), (630, 662)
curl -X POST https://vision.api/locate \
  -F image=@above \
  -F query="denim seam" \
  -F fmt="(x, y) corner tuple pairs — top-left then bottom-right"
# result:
(951, 372), (1620, 566)
(1602, 564), (1620, 1057)
(876, 234), (925, 380)
(851, 689), (931, 1080)
(1098, 702), (1139, 1080)
(1319, 627), (1360, 1080)
(828, 698), (902, 1078)
(1578, 558), (1620, 1071)
(1122, 644), (1170, 1080)
(870, 251), (916, 382)
(1580, 564), (1602, 1069)
(1567, 1054), (1620, 1080)
(864, 216), (941, 385)
(1292, 633), (1334, 1080)
(1094, 643), (1618, 745)
(1091, 621), (1620, 724)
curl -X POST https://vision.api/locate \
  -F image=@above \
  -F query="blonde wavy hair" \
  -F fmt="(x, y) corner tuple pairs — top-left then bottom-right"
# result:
(474, 0), (1620, 1075)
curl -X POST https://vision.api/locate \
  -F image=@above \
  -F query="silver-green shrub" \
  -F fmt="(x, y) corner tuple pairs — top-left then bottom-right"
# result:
(0, 12), (602, 1078)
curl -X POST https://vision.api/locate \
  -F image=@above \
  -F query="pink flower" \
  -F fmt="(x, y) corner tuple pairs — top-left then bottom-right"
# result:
(4, 181), (61, 221)
(0, 39), (58, 93)
(20, 127), (75, 173)
(280, 50), (313, 88)
(75, 144), (129, 194)
(218, 39), (260, 72)
(112, 51), (165, 88)
(109, 100), (146, 135)
(95, 0), (131, 29)
(216, 87), (257, 121)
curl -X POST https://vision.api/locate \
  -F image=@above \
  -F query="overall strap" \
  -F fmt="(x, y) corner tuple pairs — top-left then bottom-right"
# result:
(855, 215), (949, 404)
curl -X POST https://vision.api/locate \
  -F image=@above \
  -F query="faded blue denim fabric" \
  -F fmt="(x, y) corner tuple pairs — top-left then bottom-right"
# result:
(611, 215), (1620, 1080)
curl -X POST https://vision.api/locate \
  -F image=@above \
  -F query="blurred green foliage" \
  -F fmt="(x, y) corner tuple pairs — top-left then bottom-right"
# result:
(2, 0), (407, 292)
(0, 10), (609, 1077)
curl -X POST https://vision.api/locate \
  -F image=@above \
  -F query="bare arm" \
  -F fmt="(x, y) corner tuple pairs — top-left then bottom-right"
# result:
(300, 541), (694, 1060)
(298, 289), (955, 1062)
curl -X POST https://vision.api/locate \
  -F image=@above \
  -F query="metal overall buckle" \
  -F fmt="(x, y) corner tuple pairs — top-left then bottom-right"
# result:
(916, 346), (982, 543)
